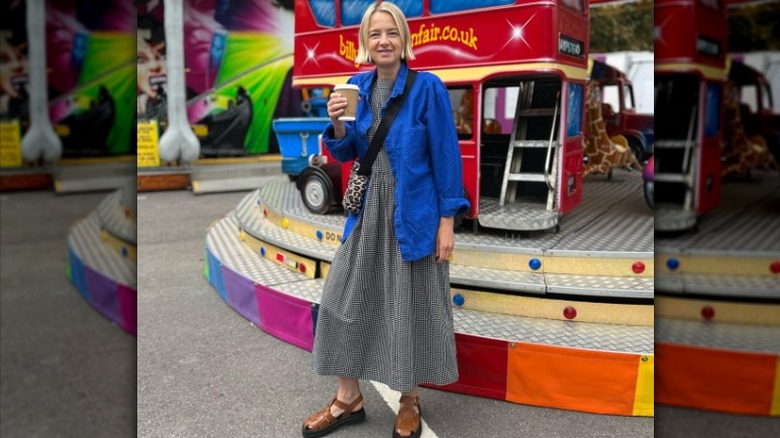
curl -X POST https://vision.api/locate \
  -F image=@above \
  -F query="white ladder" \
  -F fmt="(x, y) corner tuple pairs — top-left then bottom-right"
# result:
(499, 84), (560, 208)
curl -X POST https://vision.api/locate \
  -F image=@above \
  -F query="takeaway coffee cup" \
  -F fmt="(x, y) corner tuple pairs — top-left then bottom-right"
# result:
(334, 84), (359, 121)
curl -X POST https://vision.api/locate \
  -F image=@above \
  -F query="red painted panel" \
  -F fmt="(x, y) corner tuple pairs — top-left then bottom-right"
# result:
(434, 333), (509, 400)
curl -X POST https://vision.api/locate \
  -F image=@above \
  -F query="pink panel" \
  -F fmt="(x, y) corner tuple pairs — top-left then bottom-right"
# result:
(117, 284), (137, 336)
(255, 284), (314, 352)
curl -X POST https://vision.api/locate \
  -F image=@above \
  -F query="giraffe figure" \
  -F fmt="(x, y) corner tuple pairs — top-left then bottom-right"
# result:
(721, 81), (779, 177)
(582, 82), (642, 177)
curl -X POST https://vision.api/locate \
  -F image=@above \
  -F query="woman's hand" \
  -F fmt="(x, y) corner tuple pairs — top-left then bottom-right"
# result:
(327, 92), (348, 139)
(435, 217), (455, 263)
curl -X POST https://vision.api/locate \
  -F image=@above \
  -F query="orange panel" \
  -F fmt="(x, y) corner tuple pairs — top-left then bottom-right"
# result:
(656, 342), (777, 415)
(506, 342), (640, 416)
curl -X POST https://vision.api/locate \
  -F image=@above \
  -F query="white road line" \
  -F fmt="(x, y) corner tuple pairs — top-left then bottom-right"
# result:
(370, 381), (440, 438)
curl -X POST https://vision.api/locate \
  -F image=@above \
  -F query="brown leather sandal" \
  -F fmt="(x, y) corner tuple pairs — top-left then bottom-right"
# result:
(393, 395), (422, 438)
(302, 394), (365, 438)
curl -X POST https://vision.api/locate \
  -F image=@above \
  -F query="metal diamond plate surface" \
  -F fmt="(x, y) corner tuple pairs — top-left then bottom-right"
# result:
(655, 274), (684, 294)
(68, 213), (135, 286)
(234, 199), (338, 261)
(545, 273), (653, 298)
(206, 215), (306, 286)
(97, 190), (136, 243)
(478, 199), (559, 231)
(453, 307), (654, 354)
(209, 218), (654, 353)
(656, 171), (780, 252)
(258, 179), (347, 229)
(450, 264), (546, 293)
(273, 278), (326, 303)
(680, 274), (780, 298)
(656, 316), (780, 354)
(654, 204), (696, 232)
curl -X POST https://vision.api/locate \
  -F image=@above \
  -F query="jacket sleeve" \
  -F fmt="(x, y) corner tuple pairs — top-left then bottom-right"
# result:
(426, 76), (470, 218)
(322, 122), (358, 163)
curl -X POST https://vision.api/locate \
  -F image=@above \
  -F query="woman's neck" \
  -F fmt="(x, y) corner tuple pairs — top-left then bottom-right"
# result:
(376, 63), (400, 80)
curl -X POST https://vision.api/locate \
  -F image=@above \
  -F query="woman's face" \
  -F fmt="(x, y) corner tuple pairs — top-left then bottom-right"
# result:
(367, 11), (402, 70)
(0, 34), (28, 98)
(137, 31), (166, 98)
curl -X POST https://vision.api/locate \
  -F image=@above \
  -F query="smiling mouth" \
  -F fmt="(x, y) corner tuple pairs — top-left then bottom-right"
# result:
(11, 74), (28, 90)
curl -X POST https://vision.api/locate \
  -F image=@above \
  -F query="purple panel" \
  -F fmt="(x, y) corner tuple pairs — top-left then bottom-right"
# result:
(83, 266), (120, 324)
(221, 266), (260, 325)
(117, 284), (137, 336)
(255, 284), (314, 352)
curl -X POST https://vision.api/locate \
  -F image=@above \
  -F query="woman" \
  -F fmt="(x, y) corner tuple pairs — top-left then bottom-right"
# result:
(302, 2), (469, 438)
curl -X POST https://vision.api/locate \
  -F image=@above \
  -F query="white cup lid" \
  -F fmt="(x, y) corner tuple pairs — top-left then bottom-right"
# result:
(334, 84), (359, 91)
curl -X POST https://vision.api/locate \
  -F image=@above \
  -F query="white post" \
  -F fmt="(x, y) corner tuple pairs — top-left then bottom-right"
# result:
(21, 0), (61, 163)
(158, 0), (200, 163)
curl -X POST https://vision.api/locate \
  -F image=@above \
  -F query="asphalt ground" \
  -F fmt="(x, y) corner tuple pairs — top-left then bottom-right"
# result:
(3, 181), (777, 437)
(0, 190), (136, 438)
(134, 185), (656, 438)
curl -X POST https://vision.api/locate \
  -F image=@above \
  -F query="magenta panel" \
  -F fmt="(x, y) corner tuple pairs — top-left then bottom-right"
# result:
(117, 284), (137, 336)
(255, 284), (314, 352)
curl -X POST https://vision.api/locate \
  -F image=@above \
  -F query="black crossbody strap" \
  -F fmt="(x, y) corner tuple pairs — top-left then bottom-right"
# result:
(356, 69), (417, 176)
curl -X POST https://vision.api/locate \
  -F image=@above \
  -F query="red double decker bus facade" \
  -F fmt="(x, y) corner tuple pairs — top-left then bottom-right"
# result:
(292, 0), (590, 229)
(654, 0), (728, 227)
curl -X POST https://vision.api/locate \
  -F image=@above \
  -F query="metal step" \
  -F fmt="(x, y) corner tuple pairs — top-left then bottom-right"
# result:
(654, 173), (688, 183)
(506, 173), (547, 182)
(512, 140), (559, 148)
(655, 140), (695, 149)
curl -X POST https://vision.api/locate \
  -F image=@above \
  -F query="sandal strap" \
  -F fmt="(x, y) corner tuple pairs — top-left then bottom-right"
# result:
(395, 396), (421, 435)
(305, 394), (364, 430)
(333, 393), (363, 413)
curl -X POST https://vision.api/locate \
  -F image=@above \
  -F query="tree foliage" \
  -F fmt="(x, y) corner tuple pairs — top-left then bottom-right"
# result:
(590, 0), (654, 53)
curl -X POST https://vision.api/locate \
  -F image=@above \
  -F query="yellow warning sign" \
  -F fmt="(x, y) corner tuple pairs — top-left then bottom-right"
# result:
(0, 119), (22, 168)
(137, 120), (160, 167)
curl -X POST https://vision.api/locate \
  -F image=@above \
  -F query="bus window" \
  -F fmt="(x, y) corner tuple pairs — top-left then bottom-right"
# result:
(309, 0), (336, 27)
(449, 87), (474, 139)
(567, 83), (583, 137)
(341, 0), (422, 26)
(430, 0), (514, 15)
(560, 0), (585, 13)
(704, 83), (720, 138)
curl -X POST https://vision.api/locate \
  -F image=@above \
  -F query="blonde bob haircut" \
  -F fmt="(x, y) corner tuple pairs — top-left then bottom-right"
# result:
(355, 1), (415, 65)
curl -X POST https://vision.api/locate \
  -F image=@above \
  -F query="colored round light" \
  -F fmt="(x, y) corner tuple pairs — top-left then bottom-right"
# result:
(263, 208), (268, 217)
(121, 247), (128, 256)
(632, 261), (645, 274)
(666, 258), (680, 270)
(239, 231), (245, 241)
(299, 264), (307, 273)
(529, 258), (542, 270)
(701, 306), (715, 321)
(256, 198), (262, 205)
(260, 247), (266, 256)
(452, 294), (465, 307)
(771, 261), (780, 274)
(282, 218), (289, 229)
(316, 230), (324, 240)
(563, 306), (577, 320)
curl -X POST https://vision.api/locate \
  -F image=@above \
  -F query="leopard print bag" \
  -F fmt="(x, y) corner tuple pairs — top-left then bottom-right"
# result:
(342, 160), (368, 214)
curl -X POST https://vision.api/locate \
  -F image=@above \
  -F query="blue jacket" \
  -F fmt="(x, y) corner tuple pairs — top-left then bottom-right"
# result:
(322, 63), (470, 262)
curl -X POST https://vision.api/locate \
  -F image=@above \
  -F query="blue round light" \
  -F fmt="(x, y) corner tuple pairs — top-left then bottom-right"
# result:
(256, 198), (262, 205)
(529, 258), (542, 270)
(121, 247), (128, 256)
(316, 230), (324, 240)
(667, 258), (680, 270)
(260, 247), (266, 256)
(453, 294), (465, 307)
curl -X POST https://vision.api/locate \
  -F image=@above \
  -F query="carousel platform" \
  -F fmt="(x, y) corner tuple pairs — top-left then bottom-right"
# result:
(67, 189), (137, 335)
(655, 169), (780, 416)
(204, 170), (654, 416)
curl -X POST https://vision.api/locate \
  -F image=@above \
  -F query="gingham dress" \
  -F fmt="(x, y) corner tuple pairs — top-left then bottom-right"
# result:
(312, 78), (458, 393)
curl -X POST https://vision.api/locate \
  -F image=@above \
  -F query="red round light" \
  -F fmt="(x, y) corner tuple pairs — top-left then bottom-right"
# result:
(563, 306), (577, 320)
(701, 306), (715, 321)
(632, 261), (645, 274)
(263, 209), (268, 217)
(770, 261), (780, 274)
(299, 264), (306, 273)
